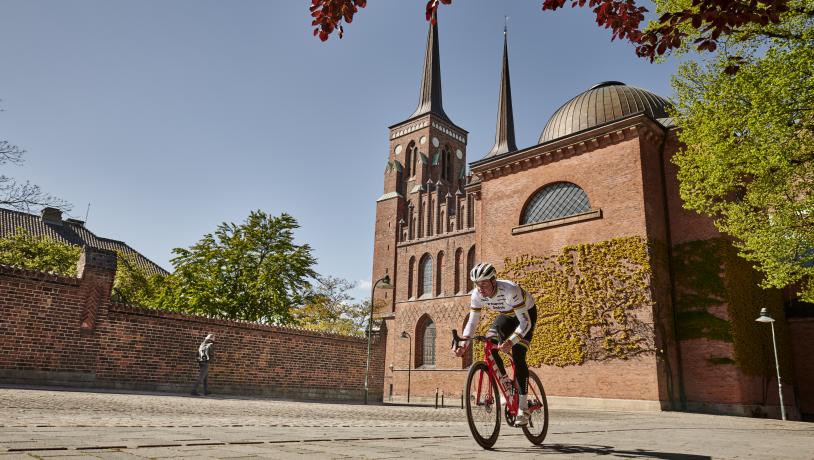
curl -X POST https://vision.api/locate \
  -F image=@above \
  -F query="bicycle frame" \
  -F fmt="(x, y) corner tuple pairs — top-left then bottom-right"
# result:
(452, 329), (545, 422)
(479, 337), (519, 418)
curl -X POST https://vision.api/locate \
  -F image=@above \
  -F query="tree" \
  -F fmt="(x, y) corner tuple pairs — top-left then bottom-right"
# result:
(112, 251), (168, 306)
(308, 0), (803, 62)
(671, 42), (814, 301)
(0, 227), (80, 276)
(1, 104), (70, 212)
(152, 211), (318, 323)
(294, 275), (373, 336)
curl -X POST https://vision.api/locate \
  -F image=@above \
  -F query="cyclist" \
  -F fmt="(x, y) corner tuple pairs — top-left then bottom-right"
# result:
(454, 262), (537, 426)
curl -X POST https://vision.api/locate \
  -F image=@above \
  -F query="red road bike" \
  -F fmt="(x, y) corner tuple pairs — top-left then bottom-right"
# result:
(451, 329), (549, 449)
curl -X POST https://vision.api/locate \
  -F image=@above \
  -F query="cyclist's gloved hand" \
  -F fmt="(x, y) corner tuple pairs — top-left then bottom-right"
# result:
(453, 341), (469, 357)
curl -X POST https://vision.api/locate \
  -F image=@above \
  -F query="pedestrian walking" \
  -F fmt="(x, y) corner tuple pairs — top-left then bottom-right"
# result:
(191, 333), (215, 396)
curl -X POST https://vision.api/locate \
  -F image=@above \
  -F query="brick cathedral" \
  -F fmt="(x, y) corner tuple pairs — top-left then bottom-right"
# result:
(370, 18), (814, 419)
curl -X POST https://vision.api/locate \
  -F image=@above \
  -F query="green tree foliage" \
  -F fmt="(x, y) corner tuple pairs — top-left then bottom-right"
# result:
(152, 211), (318, 323)
(112, 251), (167, 306)
(295, 275), (373, 336)
(671, 40), (814, 300)
(0, 227), (80, 275)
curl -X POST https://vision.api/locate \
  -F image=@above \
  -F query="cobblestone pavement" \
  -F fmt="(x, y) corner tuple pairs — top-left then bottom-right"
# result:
(0, 387), (812, 459)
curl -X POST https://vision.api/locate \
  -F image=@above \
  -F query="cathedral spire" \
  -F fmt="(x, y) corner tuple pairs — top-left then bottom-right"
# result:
(409, 11), (450, 122)
(485, 22), (517, 158)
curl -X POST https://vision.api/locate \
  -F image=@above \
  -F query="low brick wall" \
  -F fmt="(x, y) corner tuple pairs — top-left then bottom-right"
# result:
(0, 248), (385, 402)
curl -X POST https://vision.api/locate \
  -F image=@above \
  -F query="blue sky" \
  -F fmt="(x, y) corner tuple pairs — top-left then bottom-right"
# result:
(0, 0), (677, 300)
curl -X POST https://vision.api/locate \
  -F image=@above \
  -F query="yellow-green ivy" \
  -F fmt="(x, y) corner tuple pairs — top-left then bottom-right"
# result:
(475, 236), (656, 367)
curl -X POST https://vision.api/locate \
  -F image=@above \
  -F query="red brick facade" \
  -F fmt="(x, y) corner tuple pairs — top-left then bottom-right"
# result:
(0, 248), (386, 402)
(372, 104), (812, 418)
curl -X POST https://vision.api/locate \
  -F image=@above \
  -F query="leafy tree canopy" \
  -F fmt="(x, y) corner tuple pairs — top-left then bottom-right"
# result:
(0, 227), (80, 276)
(671, 41), (814, 300)
(152, 210), (319, 323)
(294, 275), (375, 336)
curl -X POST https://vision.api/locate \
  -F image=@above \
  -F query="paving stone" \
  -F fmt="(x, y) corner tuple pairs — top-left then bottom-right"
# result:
(1, 388), (812, 459)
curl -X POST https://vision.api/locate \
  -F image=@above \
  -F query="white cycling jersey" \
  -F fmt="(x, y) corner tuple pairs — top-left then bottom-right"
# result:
(462, 279), (535, 345)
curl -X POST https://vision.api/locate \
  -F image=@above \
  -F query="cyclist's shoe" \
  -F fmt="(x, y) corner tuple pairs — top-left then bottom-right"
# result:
(514, 411), (529, 427)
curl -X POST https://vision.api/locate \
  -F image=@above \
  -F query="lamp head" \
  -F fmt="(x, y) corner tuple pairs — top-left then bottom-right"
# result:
(401, 331), (410, 339)
(380, 275), (393, 290)
(755, 307), (775, 323)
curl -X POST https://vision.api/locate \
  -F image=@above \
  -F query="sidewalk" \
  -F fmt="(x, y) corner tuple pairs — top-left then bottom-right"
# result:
(1, 387), (812, 458)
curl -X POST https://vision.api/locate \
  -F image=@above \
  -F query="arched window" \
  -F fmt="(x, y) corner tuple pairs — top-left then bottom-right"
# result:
(467, 194), (474, 228)
(443, 147), (453, 181)
(404, 142), (415, 178)
(454, 248), (463, 294)
(410, 145), (419, 178)
(522, 182), (590, 224)
(413, 313), (435, 368)
(421, 318), (435, 367)
(408, 256), (416, 299)
(435, 251), (444, 296)
(419, 254), (433, 297)
(466, 246), (476, 292)
(407, 201), (415, 240)
(439, 145), (449, 180)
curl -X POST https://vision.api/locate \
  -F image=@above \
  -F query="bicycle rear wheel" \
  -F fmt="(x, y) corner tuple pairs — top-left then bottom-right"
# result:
(465, 362), (501, 449)
(521, 370), (549, 445)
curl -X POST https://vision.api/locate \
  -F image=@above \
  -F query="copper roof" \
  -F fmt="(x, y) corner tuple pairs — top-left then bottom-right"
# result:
(0, 207), (168, 276)
(539, 81), (670, 143)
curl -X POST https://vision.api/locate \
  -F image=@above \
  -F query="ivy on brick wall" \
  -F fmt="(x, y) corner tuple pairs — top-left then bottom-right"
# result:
(475, 236), (656, 367)
(672, 238), (790, 377)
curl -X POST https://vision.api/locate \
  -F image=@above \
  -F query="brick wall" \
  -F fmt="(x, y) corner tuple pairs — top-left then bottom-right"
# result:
(789, 318), (814, 417)
(0, 249), (386, 402)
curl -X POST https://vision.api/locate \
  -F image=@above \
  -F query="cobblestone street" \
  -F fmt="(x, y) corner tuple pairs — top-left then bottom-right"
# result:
(0, 387), (812, 459)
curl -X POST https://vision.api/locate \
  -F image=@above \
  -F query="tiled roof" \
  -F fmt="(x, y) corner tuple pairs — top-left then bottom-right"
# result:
(0, 207), (169, 276)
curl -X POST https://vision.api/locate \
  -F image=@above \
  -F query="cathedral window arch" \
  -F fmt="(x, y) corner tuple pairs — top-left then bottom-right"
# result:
(441, 145), (452, 181)
(435, 251), (444, 296)
(466, 245), (476, 293)
(416, 314), (436, 368)
(521, 182), (591, 225)
(404, 141), (415, 178)
(467, 193), (474, 228)
(410, 144), (419, 178)
(407, 201), (415, 240)
(419, 253), (433, 298)
(407, 256), (416, 299)
(454, 247), (463, 294)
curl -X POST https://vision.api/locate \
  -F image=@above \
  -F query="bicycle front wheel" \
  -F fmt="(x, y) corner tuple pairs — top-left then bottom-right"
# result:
(465, 362), (501, 449)
(521, 370), (549, 445)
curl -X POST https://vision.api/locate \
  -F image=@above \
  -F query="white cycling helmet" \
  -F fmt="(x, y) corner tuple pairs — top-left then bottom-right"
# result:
(470, 262), (496, 282)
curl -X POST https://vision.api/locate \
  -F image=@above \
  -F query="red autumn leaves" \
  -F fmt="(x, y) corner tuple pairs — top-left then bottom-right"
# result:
(310, 0), (789, 61)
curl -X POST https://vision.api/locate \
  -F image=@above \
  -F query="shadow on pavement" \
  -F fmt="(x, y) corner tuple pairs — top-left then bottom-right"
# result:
(499, 443), (711, 459)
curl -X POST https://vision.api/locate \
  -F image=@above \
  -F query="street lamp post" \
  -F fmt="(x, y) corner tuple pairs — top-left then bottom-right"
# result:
(400, 331), (412, 404)
(364, 275), (392, 405)
(755, 307), (786, 420)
